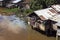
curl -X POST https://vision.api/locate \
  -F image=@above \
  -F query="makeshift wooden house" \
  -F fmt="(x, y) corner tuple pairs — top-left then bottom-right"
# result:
(27, 6), (60, 32)
(0, 0), (30, 9)
(6, 0), (22, 8)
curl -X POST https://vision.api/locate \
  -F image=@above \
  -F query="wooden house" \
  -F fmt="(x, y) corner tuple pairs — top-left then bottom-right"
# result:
(27, 5), (60, 33)
(0, 0), (30, 9)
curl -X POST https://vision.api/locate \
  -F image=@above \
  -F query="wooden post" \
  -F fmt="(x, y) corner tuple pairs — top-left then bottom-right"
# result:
(56, 35), (58, 40)
(56, 29), (60, 40)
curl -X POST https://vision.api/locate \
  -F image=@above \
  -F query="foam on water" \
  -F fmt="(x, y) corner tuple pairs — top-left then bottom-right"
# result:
(0, 15), (26, 34)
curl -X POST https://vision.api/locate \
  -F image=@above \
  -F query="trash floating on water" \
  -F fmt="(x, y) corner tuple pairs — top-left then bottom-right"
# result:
(0, 15), (26, 34)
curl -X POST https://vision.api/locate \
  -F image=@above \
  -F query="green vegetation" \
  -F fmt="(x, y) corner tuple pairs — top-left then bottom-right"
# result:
(30, 0), (59, 10)
(0, 7), (20, 16)
(3, 8), (19, 13)
(22, 9), (33, 16)
(0, 7), (19, 13)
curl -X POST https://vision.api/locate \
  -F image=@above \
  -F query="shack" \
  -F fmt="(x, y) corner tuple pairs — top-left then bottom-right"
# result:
(27, 5), (60, 34)
(6, 0), (22, 8)
(0, 0), (30, 9)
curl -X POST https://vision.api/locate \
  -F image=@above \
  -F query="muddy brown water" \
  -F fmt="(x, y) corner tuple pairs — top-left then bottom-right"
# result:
(0, 27), (27, 40)
(0, 24), (57, 40)
(27, 25), (56, 40)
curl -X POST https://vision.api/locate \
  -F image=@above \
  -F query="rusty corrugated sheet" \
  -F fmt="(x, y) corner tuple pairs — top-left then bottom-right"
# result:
(51, 5), (60, 12)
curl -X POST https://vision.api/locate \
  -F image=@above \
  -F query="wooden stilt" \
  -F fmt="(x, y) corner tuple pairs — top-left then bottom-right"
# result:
(56, 35), (58, 40)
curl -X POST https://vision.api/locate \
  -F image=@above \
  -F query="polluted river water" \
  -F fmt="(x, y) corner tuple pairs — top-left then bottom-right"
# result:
(0, 15), (27, 40)
(0, 14), (56, 40)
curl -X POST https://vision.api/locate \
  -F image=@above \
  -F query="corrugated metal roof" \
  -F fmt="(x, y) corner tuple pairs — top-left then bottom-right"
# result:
(34, 8), (57, 20)
(51, 5), (60, 12)
(11, 0), (21, 3)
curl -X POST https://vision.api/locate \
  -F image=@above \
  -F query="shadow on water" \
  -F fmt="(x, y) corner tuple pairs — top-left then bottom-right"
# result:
(33, 28), (56, 37)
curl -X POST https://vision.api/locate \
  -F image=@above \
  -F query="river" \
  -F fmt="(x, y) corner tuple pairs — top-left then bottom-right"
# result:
(0, 15), (57, 40)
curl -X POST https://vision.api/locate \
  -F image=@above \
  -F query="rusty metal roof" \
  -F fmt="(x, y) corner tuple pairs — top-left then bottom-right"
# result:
(51, 5), (60, 12)
(34, 8), (57, 20)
